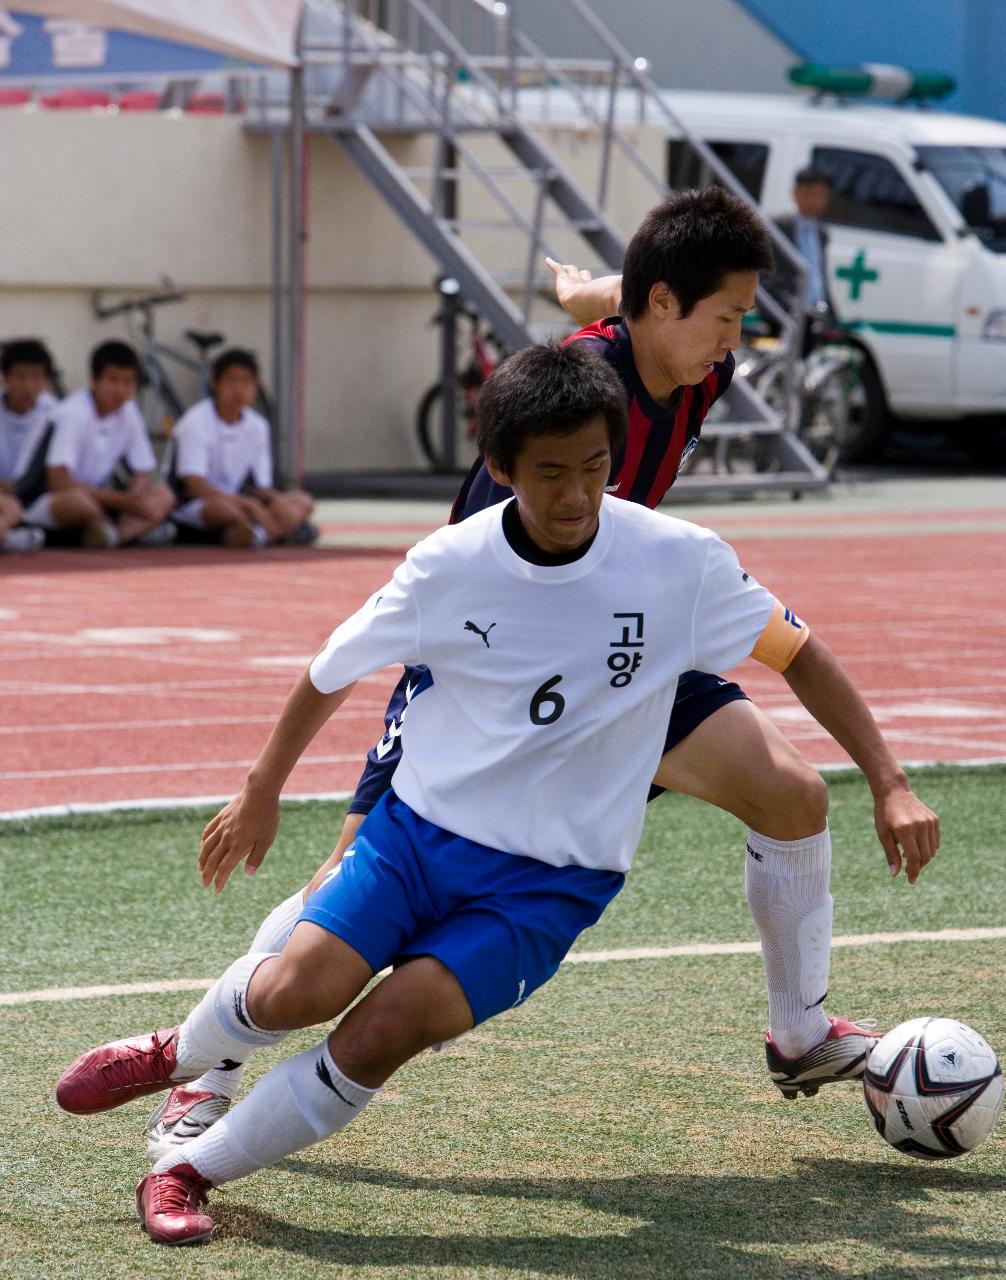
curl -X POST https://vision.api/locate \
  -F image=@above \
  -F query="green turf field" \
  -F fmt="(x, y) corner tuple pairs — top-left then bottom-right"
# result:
(3, 765), (1005, 1279)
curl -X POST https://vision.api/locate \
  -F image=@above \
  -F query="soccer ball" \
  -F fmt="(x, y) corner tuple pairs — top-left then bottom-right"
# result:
(863, 1016), (1004, 1160)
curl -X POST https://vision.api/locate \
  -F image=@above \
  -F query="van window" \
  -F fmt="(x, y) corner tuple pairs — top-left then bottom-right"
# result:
(916, 145), (1006, 253)
(667, 139), (768, 200)
(811, 147), (942, 242)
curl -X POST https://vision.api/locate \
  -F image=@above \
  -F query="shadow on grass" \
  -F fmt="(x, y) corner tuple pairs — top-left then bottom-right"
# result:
(212, 1157), (1006, 1279)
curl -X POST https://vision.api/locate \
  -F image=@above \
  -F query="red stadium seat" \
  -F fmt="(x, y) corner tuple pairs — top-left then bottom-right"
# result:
(40, 88), (113, 110)
(184, 92), (227, 115)
(0, 87), (31, 107)
(118, 89), (162, 112)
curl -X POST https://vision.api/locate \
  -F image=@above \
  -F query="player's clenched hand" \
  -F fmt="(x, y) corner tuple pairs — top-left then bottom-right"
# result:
(198, 788), (281, 893)
(874, 786), (941, 885)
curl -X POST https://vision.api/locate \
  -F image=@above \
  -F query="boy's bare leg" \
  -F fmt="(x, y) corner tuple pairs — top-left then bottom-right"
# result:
(0, 492), (22, 536)
(655, 698), (842, 1066)
(152, 809), (369, 1130)
(117, 482), (175, 544)
(256, 490), (314, 541)
(166, 934), (473, 1186)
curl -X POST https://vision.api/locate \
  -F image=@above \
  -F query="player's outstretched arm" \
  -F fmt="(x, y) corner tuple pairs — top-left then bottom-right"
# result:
(781, 633), (941, 884)
(199, 669), (355, 893)
(545, 257), (622, 326)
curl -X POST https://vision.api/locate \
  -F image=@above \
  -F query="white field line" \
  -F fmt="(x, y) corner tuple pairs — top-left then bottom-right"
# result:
(4, 926), (1006, 1007)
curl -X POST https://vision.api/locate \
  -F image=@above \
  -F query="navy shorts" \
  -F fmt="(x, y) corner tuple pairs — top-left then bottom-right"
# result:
(349, 666), (748, 815)
(646, 669), (749, 801)
(299, 791), (624, 1026)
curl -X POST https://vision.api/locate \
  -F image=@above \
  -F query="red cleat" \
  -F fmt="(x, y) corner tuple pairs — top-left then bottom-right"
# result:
(56, 1027), (187, 1114)
(136, 1162), (214, 1245)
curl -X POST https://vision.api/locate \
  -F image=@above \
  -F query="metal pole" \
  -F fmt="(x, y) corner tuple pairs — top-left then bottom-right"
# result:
(597, 59), (619, 212)
(506, 1), (517, 116)
(270, 126), (286, 472)
(284, 10), (307, 488)
(438, 277), (460, 472)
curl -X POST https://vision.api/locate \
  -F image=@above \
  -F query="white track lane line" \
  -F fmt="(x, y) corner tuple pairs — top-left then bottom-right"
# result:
(5, 927), (1006, 1007)
(6, 759), (1006, 821)
(0, 754), (367, 782)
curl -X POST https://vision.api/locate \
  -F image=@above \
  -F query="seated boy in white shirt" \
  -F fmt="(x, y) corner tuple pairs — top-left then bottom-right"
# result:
(0, 338), (59, 554)
(167, 349), (315, 548)
(20, 341), (175, 549)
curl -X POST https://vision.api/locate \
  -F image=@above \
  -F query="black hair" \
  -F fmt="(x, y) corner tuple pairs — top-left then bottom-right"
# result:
(620, 186), (775, 321)
(212, 348), (259, 383)
(476, 341), (627, 476)
(794, 166), (832, 187)
(1, 338), (54, 378)
(90, 340), (141, 380)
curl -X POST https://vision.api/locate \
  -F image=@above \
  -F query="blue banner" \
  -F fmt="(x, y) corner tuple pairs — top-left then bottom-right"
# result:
(0, 10), (260, 79)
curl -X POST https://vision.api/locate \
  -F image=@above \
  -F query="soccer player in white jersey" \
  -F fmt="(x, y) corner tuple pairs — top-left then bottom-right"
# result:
(19, 341), (175, 548)
(56, 342), (939, 1246)
(0, 339), (58, 553)
(137, 194), (936, 1159)
(167, 348), (315, 548)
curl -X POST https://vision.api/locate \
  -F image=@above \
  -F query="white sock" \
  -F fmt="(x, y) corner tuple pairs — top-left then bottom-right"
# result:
(249, 889), (308, 953)
(174, 953), (289, 1079)
(745, 826), (833, 1058)
(157, 1039), (377, 1184)
(184, 893), (307, 1099)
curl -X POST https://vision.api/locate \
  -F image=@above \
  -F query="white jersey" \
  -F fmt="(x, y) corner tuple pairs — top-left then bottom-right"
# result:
(46, 389), (155, 487)
(311, 496), (776, 873)
(0, 390), (58, 482)
(168, 398), (273, 493)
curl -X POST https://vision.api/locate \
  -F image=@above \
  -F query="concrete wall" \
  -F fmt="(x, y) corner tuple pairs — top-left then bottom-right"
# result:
(0, 111), (448, 474)
(0, 109), (671, 476)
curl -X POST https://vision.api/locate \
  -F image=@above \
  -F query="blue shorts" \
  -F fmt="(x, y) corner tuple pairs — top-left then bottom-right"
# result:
(299, 791), (624, 1026)
(349, 667), (748, 814)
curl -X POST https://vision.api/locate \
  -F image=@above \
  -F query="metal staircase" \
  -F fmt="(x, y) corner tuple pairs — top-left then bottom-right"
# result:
(255, 0), (827, 494)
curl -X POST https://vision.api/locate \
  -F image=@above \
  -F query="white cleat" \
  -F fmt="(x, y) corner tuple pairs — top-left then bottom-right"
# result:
(143, 1087), (230, 1163)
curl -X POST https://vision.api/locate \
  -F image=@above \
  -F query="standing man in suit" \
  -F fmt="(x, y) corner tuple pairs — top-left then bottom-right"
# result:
(770, 167), (837, 352)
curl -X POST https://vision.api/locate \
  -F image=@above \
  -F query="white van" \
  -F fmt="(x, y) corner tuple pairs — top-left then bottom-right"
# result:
(659, 87), (1006, 457)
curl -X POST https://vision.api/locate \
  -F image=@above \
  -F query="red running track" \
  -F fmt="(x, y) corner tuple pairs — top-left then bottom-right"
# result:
(2, 527), (1005, 815)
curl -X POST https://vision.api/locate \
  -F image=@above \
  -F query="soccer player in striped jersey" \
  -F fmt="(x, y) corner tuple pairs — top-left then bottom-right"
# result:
(143, 188), (934, 1155)
(56, 343), (939, 1245)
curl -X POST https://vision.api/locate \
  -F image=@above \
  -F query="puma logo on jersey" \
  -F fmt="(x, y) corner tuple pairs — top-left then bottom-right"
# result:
(464, 620), (496, 648)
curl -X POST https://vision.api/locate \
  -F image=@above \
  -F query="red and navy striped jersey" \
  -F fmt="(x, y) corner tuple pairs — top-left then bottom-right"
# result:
(450, 318), (734, 522)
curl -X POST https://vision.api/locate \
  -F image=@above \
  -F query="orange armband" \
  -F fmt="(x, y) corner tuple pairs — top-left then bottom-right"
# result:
(751, 598), (810, 673)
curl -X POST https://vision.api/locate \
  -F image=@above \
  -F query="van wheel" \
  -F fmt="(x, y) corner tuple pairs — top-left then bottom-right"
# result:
(964, 419), (1006, 465)
(842, 353), (890, 462)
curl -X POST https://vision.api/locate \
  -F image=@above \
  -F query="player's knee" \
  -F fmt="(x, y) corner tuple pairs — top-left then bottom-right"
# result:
(247, 954), (332, 1030)
(205, 495), (244, 525)
(0, 493), (23, 527)
(149, 483), (175, 519)
(771, 763), (829, 837)
(53, 487), (102, 524)
(329, 1004), (432, 1080)
(290, 490), (314, 519)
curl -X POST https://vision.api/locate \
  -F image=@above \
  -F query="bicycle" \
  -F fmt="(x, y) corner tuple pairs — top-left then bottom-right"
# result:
(713, 313), (867, 476)
(91, 277), (273, 454)
(415, 282), (502, 471)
